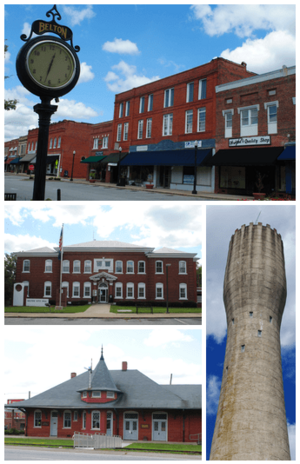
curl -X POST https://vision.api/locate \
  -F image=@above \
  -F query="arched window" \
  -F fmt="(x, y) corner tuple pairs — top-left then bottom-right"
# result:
(115, 260), (123, 273)
(138, 283), (146, 299)
(179, 283), (187, 300)
(72, 282), (80, 298)
(91, 411), (100, 430)
(44, 281), (52, 297)
(138, 261), (145, 274)
(84, 282), (91, 298)
(155, 283), (164, 299)
(115, 282), (123, 299)
(155, 261), (163, 274)
(45, 259), (52, 272)
(126, 260), (134, 274)
(179, 261), (187, 274)
(23, 260), (30, 272)
(63, 410), (71, 428)
(62, 260), (70, 273)
(126, 282), (134, 299)
(84, 260), (92, 273)
(73, 260), (81, 273)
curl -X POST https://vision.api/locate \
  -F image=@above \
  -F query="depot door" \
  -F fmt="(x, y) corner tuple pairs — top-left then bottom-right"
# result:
(106, 412), (112, 436)
(50, 411), (58, 436)
(123, 413), (138, 440)
(152, 413), (167, 441)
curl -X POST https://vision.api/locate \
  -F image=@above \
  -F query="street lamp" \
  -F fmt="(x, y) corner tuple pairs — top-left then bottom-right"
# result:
(116, 146), (122, 186)
(70, 150), (76, 181)
(166, 264), (171, 314)
(192, 140), (198, 194)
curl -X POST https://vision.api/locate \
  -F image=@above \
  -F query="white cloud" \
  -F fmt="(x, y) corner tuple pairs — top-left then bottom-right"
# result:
(207, 375), (221, 415)
(54, 98), (98, 119)
(62, 5), (95, 26)
(78, 62), (95, 83)
(104, 60), (160, 93)
(102, 38), (140, 55)
(144, 329), (193, 348)
(5, 233), (57, 254)
(287, 423), (295, 460)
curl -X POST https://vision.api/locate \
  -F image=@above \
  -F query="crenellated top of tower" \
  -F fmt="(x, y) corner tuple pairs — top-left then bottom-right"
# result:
(232, 222), (282, 241)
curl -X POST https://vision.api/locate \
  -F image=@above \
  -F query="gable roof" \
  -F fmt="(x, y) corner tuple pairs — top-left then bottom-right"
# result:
(14, 247), (57, 257)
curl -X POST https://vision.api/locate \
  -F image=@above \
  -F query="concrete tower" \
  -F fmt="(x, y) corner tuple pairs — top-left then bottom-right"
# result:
(210, 222), (290, 460)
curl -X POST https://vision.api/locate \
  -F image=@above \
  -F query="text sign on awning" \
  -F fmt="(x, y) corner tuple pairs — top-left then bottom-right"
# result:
(229, 136), (271, 147)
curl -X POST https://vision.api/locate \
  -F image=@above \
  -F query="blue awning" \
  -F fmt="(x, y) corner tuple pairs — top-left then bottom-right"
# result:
(10, 157), (21, 165)
(277, 145), (295, 161)
(120, 149), (212, 166)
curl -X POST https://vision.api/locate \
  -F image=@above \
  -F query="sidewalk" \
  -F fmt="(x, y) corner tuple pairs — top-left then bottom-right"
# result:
(5, 304), (202, 319)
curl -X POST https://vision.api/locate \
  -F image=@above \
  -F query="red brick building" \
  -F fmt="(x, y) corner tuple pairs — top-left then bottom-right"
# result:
(113, 58), (255, 191)
(4, 136), (27, 172)
(211, 65), (295, 197)
(6, 350), (201, 442)
(13, 240), (198, 307)
(4, 399), (26, 431)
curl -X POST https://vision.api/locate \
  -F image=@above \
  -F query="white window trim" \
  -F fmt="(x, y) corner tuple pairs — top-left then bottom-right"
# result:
(264, 101), (278, 134)
(179, 261), (187, 274)
(84, 282), (91, 298)
(82, 411), (86, 430)
(72, 282), (80, 298)
(138, 282), (146, 299)
(186, 82), (194, 103)
(146, 118), (152, 138)
(164, 88), (174, 108)
(73, 260), (81, 274)
(34, 410), (42, 428)
(126, 282), (135, 299)
(74, 411), (78, 421)
(107, 391), (115, 399)
(115, 283), (123, 299)
(63, 410), (72, 429)
(237, 104), (259, 136)
(115, 260), (123, 274)
(22, 260), (30, 273)
(198, 78), (207, 100)
(91, 411), (100, 430)
(138, 261), (146, 274)
(92, 391), (101, 398)
(84, 260), (92, 274)
(179, 283), (188, 300)
(185, 110), (193, 134)
(138, 120), (144, 139)
(62, 260), (70, 273)
(155, 283), (164, 300)
(93, 138), (99, 150)
(123, 123), (128, 141)
(82, 391), (87, 398)
(44, 281), (52, 298)
(222, 109), (234, 139)
(126, 260), (134, 274)
(102, 136), (108, 149)
(162, 113), (173, 136)
(117, 124), (122, 142)
(155, 261), (164, 274)
(197, 107), (206, 132)
(45, 259), (53, 273)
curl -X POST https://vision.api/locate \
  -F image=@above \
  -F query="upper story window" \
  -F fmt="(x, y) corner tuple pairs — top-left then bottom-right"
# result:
(238, 105), (259, 137)
(84, 260), (92, 273)
(127, 260), (134, 273)
(115, 260), (123, 273)
(138, 261), (145, 273)
(146, 118), (152, 138)
(57, 137), (61, 148)
(94, 259), (113, 272)
(185, 110), (193, 133)
(45, 259), (52, 273)
(119, 102), (124, 118)
(73, 260), (81, 273)
(49, 139), (53, 149)
(107, 391), (115, 398)
(123, 123), (129, 141)
(138, 120), (144, 139)
(164, 88), (174, 108)
(264, 101), (278, 134)
(93, 138), (99, 149)
(102, 136), (108, 149)
(62, 260), (70, 273)
(53, 138), (57, 149)
(125, 101), (130, 117)
(117, 124), (122, 142)
(139, 96), (145, 113)
(155, 261), (163, 274)
(163, 113), (173, 136)
(187, 82), (194, 103)
(92, 391), (101, 398)
(197, 108), (206, 132)
(23, 259), (30, 272)
(148, 94), (153, 111)
(179, 261), (187, 274)
(223, 109), (234, 138)
(198, 79), (207, 100)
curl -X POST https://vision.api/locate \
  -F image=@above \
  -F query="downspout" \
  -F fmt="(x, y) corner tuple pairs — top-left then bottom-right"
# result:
(182, 409), (185, 443)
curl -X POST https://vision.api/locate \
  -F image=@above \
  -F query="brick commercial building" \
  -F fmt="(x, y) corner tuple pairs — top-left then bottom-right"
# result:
(6, 349), (202, 442)
(211, 65), (295, 197)
(13, 240), (198, 307)
(4, 399), (26, 431)
(4, 137), (27, 173)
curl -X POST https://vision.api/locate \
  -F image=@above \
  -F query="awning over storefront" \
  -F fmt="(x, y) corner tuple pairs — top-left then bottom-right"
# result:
(120, 149), (212, 166)
(80, 155), (106, 163)
(10, 157), (21, 165)
(100, 152), (128, 165)
(19, 153), (36, 163)
(277, 145), (295, 161)
(208, 147), (284, 166)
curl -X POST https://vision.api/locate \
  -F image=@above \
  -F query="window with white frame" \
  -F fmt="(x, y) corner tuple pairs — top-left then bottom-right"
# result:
(107, 391), (115, 398)
(72, 282), (80, 298)
(139, 96), (145, 113)
(117, 124), (122, 141)
(186, 82), (194, 103)
(94, 259), (113, 272)
(82, 411), (86, 429)
(92, 411), (100, 429)
(163, 113), (173, 136)
(73, 260), (81, 273)
(238, 105), (259, 136)
(148, 94), (153, 111)
(138, 120), (144, 139)
(115, 260), (123, 273)
(53, 138), (57, 149)
(23, 260), (30, 272)
(127, 260), (134, 273)
(102, 136), (108, 149)
(34, 410), (42, 427)
(138, 261), (145, 273)
(185, 110), (193, 133)
(155, 261), (163, 274)
(179, 261), (187, 274)
(146, 118), (152, 138)
(164, 88), (174, 108)
(198, 108), (206, 132)
(198, 79), (207, 100)
(44, 281), (52, 297)
(82, 391), (87, 398)
(45, 259), (52, 272)
(64, 411), (71, 428)
(62, 282), (69, 298)
(264, 101), (278, 134)
(223, 110), (233, 138)
(138, 282), (146, 299)
(156, 283), (164, 299)
(119, 102), (124, 118)
(62, 260), (70, 273)
(125, 101), (130, 116)
(115, 282), (123, 298)
(58, 137), (61, 148)
(84, 260), (92, 273)
(123, 123), (129, 141)
(126, 282), (134, 299)
(84, 282), (91, 298)
(74, 411), (78, 421)
(92, 391), (101, 398)
(179, 283), (187, 299)
(93, 138), (99, 149)
(49, 138), (53, 149)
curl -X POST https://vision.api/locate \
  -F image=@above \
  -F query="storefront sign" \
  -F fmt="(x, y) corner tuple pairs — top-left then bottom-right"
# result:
(229, 136), (271, 147)
(136, 146), (148, 151)
(26, 299), (49, 306)
(141, 424), (149, 428)
(185, 140), (202, 148)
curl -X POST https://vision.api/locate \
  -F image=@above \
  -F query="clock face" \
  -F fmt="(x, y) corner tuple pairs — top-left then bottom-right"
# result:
(26, 40), (76, 90)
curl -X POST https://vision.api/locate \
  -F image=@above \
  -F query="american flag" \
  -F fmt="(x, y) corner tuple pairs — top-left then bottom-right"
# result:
(58, 226), (63, 261)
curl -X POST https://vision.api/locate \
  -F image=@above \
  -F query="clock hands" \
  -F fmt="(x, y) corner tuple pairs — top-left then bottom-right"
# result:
(45, 53), (56, 82)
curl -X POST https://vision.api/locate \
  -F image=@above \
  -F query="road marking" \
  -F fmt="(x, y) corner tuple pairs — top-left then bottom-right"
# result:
(174, 318), (188, 324)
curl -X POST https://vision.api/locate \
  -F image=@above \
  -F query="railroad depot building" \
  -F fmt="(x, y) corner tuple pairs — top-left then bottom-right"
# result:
(6, 350), (202, 442)
(13, 240), (198, 307)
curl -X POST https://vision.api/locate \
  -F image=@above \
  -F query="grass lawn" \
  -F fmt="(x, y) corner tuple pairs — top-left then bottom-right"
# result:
(5, 437), (73, 448)
(110, 305), (201, 314)
(125, 443), (202, 453)
(5, 305), (91, 313)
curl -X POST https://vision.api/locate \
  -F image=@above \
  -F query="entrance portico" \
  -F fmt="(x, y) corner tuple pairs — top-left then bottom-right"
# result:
(89, 271), (117, 304)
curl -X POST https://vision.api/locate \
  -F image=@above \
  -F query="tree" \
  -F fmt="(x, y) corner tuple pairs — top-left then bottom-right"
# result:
(5, 43), (18, 111)
(196, 264), (202, 287)
(5, 253), (17, 306)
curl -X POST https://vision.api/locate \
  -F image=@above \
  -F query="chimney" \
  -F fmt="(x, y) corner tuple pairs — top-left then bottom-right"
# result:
(28, 391), (31, 399)
(122, 361), (128, 371)
(71, 372), (77, 379)
(170, 374), (173, 385)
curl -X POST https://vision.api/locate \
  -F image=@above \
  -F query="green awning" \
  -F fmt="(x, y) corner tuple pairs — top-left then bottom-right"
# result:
(81, 155), (106, 164)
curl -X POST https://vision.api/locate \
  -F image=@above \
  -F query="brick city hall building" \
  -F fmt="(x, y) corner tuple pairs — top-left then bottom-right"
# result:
(13, 240), (198, 307)
(5, 349), (202, 442)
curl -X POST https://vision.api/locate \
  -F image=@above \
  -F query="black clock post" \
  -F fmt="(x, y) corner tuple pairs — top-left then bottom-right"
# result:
(15, 5), (80, 201)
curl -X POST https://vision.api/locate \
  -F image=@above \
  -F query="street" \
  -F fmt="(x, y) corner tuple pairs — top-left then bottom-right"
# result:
(4, 174), (213, 201)
(5, 317), (201, 325)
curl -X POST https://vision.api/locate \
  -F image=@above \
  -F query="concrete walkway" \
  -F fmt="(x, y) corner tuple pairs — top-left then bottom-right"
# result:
(5, 304), (201, 319)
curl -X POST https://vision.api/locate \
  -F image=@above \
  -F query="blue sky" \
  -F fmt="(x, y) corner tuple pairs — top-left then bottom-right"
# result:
(206, 205), (296, 460)
(4, 3), (296, 141)
(4, 202), (202, 261)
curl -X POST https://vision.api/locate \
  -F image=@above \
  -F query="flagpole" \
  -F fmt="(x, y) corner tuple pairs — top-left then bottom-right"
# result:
(59, 224), (64, 307)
